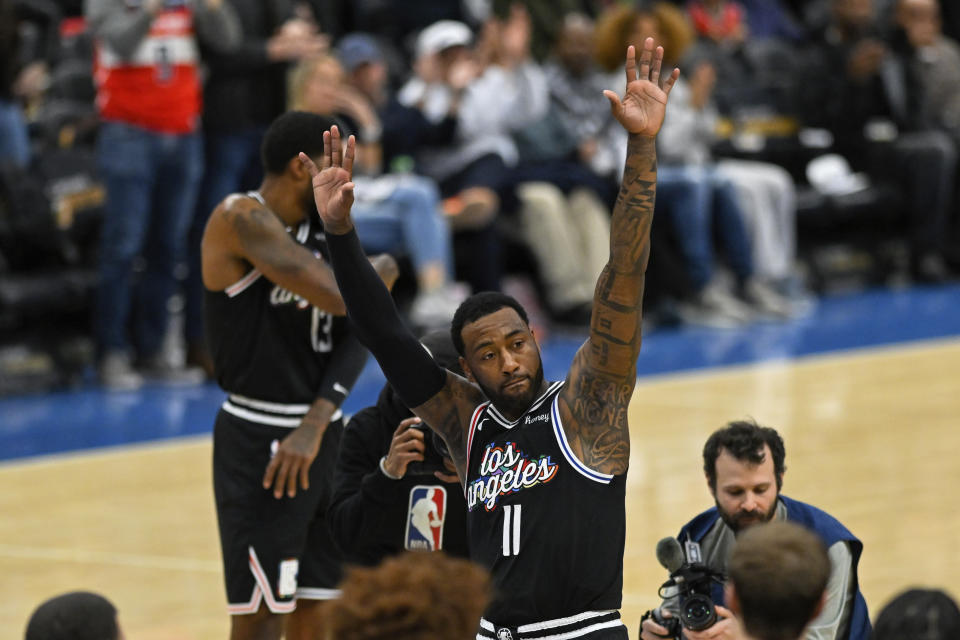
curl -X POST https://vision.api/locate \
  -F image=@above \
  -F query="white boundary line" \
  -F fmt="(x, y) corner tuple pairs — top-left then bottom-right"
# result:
(0, 543), (220, 573)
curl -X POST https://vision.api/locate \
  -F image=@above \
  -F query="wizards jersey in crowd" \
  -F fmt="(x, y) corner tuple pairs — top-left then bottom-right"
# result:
(93, 0), (202, 133)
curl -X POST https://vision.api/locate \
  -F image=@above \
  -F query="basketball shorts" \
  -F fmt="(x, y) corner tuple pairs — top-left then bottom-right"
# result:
(213, 407), (344, 615)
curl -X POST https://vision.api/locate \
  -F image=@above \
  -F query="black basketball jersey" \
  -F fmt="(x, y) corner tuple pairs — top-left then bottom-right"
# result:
(204, 193), (350, 405)
(465, 380), (627, 626)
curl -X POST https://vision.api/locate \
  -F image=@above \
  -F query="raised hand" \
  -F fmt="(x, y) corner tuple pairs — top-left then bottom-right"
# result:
(603, 38), (679, 137)
(299, 125), (356, 235)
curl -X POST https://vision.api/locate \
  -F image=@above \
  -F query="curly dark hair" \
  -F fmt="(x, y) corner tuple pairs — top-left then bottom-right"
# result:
(703, 419), (786, 491)
(322, 552), (491, 640)
(450, 291), (530, 357)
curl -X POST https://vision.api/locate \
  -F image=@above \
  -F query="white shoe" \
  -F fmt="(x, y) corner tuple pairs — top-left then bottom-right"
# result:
(743, 278), (796, 319)
(677, 283), (755, 329)
(409, 285), (465, 330)
(99, 351), (144, 391)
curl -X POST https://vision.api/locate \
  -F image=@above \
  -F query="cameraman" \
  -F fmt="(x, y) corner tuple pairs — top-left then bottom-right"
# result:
(328, 331), (468, 565)
(640, 420), (870, 640)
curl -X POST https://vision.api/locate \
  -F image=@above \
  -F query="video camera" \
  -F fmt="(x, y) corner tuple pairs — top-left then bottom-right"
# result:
(647, 537), (726, 638)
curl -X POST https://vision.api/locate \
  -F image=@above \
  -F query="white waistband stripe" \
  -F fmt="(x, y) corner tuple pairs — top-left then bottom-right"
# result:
(223, 400), (342, 428)
(228, 394), (311, 414)
(519, 610), (618, 633)
(222, 402), (304, 428)
(479, 610), (621, 638)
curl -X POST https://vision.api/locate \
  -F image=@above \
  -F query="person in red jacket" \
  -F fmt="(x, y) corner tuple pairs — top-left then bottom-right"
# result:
(86, 0), (239, 389)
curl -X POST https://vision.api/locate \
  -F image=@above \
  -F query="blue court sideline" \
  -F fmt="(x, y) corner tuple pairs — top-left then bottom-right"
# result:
(1, 284), (958, 462)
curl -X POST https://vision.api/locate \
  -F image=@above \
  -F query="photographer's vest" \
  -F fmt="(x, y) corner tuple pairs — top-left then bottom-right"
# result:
(677, 495), (872, 640)
(465, 380), (627, 630)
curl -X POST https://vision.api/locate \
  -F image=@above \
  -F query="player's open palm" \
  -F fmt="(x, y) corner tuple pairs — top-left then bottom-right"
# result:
(299, 125), (356, 234)
(603, 38), (679, 137)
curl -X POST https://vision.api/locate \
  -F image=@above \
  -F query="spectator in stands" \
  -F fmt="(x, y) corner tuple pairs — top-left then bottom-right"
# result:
(726, 521), (832, 640)
(0, 0), (30, 169)
(800, 0), (958, 282)
(871, 588), (960, 640)
(660, 46), (803, 310)
(25, 591), (124, 640)
(320, 551), (491, 640)
(892, 0), (960, 144)
(185, 0), (327, 375)
(328, 330), (468, 565)
(86, 0), (239, 389)
(397, 15), (547, 293)
(688, 0), (749, 48)
(487, 12), (614, 326)
(0, 0), (62, 169)
(599, 4), (791, 326)
(289, 47), (464, 329)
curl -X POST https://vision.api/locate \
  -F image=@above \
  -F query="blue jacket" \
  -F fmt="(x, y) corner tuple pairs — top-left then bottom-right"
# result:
(677, 495), (871, 640)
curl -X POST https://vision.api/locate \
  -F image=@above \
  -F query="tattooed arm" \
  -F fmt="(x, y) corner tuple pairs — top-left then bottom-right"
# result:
(201, 194), (398, 314)
(558, 40), (679, 476)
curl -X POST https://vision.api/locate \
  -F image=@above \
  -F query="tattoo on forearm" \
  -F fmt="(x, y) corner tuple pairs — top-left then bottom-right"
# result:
(564, 356), (634, 471)
(560, 134), (657, 474)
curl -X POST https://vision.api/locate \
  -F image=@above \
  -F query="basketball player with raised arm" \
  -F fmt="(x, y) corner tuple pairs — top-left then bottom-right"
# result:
(201, 111), (397, 640)
(302, 40), (678, 640)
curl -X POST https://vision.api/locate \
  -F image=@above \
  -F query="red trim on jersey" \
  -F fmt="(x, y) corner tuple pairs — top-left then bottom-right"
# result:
(465, 402), (490, 491)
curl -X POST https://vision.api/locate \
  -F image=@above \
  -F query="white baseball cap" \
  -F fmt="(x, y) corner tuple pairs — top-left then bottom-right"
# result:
(416, 20), (473, 58)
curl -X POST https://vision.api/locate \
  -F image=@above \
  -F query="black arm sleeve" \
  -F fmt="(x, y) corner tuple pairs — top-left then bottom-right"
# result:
(325, 228), (446, 408)
(316, 329), (368, 407)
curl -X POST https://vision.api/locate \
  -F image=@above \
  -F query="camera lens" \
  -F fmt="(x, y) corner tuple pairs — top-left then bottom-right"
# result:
(680, 594), (717, 631)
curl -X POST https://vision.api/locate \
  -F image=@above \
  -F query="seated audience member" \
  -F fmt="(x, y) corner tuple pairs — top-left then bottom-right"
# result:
(397, 14), (547, 293)
(631, 7), (796, 325)
(321, 551), (491, 640)
(289, 50), (464, 329)
(661, 46), (803, 306)
(892, 0), (960, 148)
(640, 420), (871, 640)
(871, 588), (960, 640)
(25, 591), (124, 640)
(800, 0), (958, 282)
(328, 331), (468, 565)
(727, 521), (832, 640)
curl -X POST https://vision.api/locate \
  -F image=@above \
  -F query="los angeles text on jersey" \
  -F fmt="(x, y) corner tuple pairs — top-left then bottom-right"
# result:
(467, 441), (558, 512)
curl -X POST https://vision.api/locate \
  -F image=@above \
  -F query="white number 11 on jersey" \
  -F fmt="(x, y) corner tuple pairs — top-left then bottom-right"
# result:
(502, 504), (521, 556)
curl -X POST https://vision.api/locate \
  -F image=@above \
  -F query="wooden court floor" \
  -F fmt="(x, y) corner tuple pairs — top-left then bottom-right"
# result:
(2, 338), (959, 638)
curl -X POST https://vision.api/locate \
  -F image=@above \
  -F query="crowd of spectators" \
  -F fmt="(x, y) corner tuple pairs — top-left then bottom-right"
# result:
(2, 0), (960, 390)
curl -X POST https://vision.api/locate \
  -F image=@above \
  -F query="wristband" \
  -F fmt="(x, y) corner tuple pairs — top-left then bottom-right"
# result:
(379, 456), (402, 480)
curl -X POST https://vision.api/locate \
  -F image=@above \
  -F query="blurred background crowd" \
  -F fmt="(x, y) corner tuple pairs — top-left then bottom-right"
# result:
(2, 0), (960, 393)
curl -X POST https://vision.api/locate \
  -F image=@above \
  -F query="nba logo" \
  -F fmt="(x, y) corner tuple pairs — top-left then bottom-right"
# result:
(405, 485), (447, 551)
